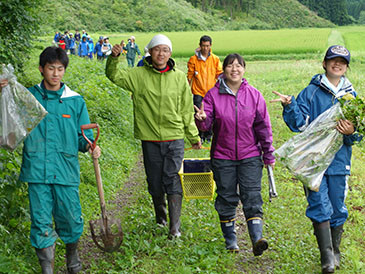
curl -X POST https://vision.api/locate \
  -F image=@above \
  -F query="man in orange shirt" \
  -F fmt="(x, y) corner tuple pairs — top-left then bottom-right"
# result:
(188, 35), (222, 143)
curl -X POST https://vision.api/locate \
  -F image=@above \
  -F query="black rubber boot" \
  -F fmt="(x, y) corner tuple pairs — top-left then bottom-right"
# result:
(220, 218), (239, 252)
(66, 241), (82, 274)
(247, 217), (268, 256)
(167, 194), (182, 238)
(331, 224), (344, 270)
(35, 244), (55, 274)
(152, 195), (167, 226)
(313, 221), (335, 274)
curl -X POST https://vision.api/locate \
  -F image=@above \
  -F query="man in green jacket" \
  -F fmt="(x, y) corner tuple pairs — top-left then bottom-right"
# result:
(1, 47), (101, 274)
(106, 34), (201, 238)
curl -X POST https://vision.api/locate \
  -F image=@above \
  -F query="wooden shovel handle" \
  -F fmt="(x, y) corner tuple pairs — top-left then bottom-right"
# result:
(92, 157), (107, 220)
(81, 123), (107, 219)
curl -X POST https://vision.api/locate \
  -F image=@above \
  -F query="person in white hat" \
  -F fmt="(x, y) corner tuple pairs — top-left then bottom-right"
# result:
(106, 34), (201, 238)
(121, 35), (141, 67)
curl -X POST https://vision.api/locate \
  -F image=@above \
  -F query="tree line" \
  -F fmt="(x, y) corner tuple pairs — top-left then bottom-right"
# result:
(187, 0), (257, 17)
(188, 0), (361, 25)
(298, 0), (354, 25)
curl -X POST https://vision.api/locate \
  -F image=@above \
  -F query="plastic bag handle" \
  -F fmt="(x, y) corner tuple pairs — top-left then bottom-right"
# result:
(81, 123), (99, 151)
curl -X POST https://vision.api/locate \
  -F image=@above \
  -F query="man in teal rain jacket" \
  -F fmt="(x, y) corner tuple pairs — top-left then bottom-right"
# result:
(0, 47), (101, 274)
(122, 35), (141, 67)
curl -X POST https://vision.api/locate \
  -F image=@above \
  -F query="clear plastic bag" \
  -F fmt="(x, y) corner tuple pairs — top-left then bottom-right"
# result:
(0, 64), (48, 151)
(274, 104), (344, 191)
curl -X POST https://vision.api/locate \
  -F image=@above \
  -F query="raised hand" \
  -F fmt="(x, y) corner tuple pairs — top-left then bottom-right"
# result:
(111, 41), (124, 57)
(194, 102), (207, 121)
(270, 91), (292, 106)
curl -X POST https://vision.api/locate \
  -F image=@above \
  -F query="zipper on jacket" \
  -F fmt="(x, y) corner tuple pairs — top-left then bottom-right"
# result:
(44, 96), (48, 182)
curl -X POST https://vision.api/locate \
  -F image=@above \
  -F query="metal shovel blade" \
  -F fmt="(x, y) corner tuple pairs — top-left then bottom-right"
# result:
(81, 123), (123, 252)
(89, 216), (123, 253)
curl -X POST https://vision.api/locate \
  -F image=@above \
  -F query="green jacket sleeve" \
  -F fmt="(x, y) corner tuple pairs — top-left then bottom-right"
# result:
(180, 74), (200, 145)
(105, 56), (134, 92)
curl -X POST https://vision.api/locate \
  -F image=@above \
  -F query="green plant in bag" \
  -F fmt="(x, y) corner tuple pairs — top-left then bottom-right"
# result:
(339, 94), (365, 136)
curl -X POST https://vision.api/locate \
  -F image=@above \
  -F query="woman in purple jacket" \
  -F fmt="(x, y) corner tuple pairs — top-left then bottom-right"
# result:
(195, 53), (275, 255)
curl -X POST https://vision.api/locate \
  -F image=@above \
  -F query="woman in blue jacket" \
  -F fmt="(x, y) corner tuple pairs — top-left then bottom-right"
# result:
(272, 45), (362, 274)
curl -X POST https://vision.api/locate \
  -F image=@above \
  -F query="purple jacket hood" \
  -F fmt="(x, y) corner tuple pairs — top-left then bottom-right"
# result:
(196, 78), (275, 164)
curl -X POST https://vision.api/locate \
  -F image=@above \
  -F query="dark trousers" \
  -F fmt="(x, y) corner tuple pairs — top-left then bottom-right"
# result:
(141, 139), (184, 197)
(211, 156), (264, 220)
(193, 94), (212, 141)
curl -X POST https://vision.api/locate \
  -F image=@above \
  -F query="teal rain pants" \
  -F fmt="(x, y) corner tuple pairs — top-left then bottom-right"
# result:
(28, 183), (84, 249)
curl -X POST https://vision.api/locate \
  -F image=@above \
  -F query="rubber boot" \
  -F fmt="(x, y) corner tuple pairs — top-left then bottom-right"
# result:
(167, 194), (182, 238)
(247, 217), (268, 256)
(152, 195), (167, 226)
(331, 224), (344, 270)
(313, 221), (335, 274)
(220, 218), (239, 252)
(66, 241), (82, 274)
(35, 244), (55, 274)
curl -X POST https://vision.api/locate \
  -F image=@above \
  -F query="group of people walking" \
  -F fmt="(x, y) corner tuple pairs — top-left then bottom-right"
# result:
(54, 29), (113, 60)
(54, 31), (142, 64)
(0, 31), (361, 274)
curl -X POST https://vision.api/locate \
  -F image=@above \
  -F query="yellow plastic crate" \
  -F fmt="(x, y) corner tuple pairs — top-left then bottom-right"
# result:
(179, 158), (215, 201)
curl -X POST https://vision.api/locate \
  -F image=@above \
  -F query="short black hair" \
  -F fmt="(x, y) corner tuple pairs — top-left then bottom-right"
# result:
(39, 46), (69, 69)
(199, 35), (212, 45)
(223, 53), (246, 71)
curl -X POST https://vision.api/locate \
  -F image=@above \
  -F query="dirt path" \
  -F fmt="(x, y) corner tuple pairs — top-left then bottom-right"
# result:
(57, 155), (147, 273)
(57, 154), (273, 273)
(235, 206), (275, 273)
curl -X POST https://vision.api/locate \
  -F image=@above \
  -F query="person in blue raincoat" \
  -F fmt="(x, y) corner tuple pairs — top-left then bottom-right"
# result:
(69, 33), (76, 55)
(78, 36), (88, 58)
(0, 46), (101, 273)
(94, 36), (105, 61)
(87, 36), (94, 59)
(271, 45), (362, 274)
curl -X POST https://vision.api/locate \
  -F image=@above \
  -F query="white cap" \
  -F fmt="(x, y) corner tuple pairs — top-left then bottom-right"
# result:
(146, 34), (172, 52)
(130, 35), (135, 40)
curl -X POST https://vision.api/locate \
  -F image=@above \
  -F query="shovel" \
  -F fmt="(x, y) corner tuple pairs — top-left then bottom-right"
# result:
(81, 123), (123, 252)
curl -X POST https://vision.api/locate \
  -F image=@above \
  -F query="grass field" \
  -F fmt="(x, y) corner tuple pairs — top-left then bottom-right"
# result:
(92, 26), (365, 59)
(100, 28), (331, 58)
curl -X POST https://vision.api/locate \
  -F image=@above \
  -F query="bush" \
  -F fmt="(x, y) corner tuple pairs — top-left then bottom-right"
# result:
(0, 0), (43, 71)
